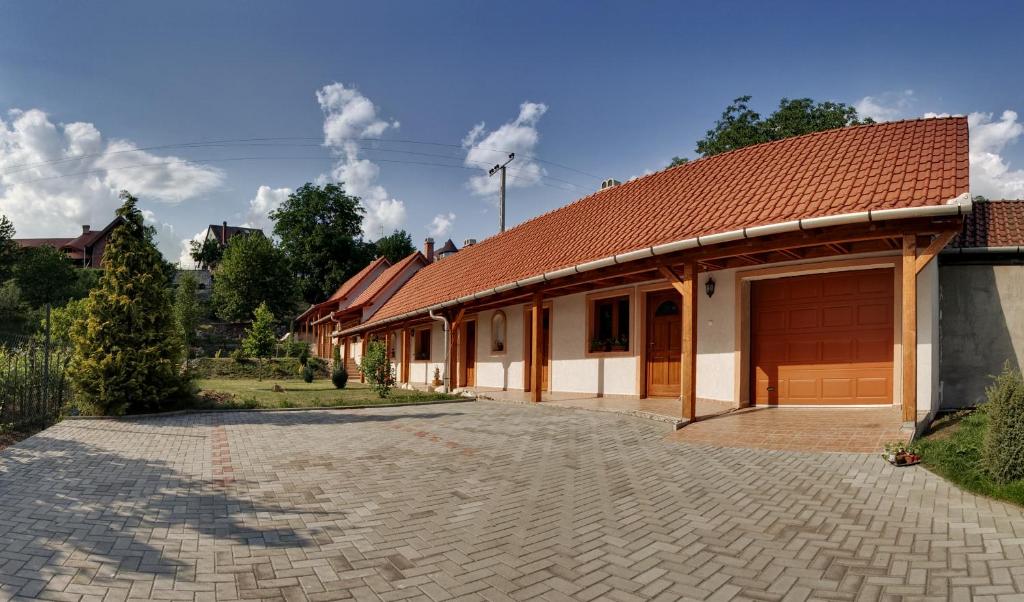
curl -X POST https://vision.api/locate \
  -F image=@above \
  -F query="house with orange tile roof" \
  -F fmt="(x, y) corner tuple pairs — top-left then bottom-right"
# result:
(14, 216), (125, 268)
(296, 252), (430, 376)
(310, 117), (987, 429)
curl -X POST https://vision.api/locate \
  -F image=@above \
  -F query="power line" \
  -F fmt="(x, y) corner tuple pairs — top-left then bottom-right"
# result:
(9, 154), (583, 192)
(0, 135), (602, 181)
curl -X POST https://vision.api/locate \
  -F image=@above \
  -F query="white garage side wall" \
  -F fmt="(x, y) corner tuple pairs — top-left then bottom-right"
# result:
(474, 308), (526, 391)
(696, 269), (737, 403)
(917, 259), (940, 418)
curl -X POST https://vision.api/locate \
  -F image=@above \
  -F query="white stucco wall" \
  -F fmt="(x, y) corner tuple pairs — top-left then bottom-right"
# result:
(474, 308), (525, 391)
(407, 323), (446, 386)
(549, 293), (638, 396)
(696, 268), (737, 402)
(917, 259), (940, 417)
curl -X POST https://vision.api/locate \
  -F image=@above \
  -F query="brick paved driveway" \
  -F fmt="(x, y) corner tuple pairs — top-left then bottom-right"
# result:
(2, 402), (1024, 601)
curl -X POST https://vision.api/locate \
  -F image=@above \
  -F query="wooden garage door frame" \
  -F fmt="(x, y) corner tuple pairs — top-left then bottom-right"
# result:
(734, 256), (903, 407)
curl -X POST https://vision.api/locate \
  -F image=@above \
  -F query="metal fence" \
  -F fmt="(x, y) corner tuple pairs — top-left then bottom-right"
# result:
(0, 329), (73, 428)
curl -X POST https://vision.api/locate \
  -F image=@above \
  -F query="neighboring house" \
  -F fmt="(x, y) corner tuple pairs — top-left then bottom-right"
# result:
(202, 221), (264, 248)
(14, 217), (124, 268)
(938, 199), (1024, 407)
(296, 253), (430, 377)
(324, 117), (973, 429)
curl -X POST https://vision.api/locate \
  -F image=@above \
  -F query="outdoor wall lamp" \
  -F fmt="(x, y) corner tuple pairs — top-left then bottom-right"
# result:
(705, 275), (716, 298)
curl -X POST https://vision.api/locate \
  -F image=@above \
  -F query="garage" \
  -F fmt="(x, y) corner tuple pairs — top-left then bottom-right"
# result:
(751, 269), (894, 405)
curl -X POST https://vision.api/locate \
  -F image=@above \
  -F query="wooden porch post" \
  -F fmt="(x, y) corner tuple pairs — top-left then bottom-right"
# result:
(401, 328), (410, 383)
(681, 262), (698, 421)
(531, 293), (543, 403)
(360, 335), (368, 383)
(902, 234), (917, 423)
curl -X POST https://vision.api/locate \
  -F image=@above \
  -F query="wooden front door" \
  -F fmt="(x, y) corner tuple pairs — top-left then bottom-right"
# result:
(751, 269), (894, 405)
(465, 321), (476, 387)
(524, 307), (551, 392)
(646, 291), (682, 397)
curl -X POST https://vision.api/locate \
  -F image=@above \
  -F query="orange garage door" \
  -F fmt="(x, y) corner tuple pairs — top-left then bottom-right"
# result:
(751, 269), (894, 405)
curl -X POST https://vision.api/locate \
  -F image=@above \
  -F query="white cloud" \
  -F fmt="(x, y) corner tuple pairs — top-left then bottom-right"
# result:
(0, 108), (223, 244)
(140, 208), (180, 262)
(854, 90), (916, 122)
(428, 212), (455, 238)
(316, 82), (406, 237)
(463, 101), (548, 197)
(967, 110), (1024, 199)
(243, 185), (292, 231)
(177, 227), (208, 269)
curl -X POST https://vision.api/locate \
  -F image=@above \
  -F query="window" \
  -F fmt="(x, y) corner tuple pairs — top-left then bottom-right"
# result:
(589, 294), (630, 353)
(414, 328), (431, 361)
(491, 311), (507, 353)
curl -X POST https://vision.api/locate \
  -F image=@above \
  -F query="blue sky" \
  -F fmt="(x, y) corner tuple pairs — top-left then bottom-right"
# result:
(2, 1), (1022, 264)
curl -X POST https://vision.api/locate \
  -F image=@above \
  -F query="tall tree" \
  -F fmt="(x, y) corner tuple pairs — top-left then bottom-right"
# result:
(212, 233), (295, 321)
(69, 192), (184, 415)
(12, 245), (79, 307)
(687, 95), (874, 159)
(0, 215), (16, 282)
(189, 237), (224, 270)
(373, 230), (416, 264)
(242, 302), (276, 380)
(173, 272), (202, 367)
(270, 183), (374, 304)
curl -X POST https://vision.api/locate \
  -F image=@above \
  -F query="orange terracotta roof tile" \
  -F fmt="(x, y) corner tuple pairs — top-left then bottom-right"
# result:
(953, 200), (1024, 248)
(347, 251), (426, 310)
(364, 117), (969, 329)
(297, 256), (390, 320)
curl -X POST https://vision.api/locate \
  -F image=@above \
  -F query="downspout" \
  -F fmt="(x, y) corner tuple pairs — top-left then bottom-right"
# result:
(428, 309), (450, 393)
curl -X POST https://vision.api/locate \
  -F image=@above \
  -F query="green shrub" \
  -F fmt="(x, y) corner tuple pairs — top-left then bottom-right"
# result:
(230, 348), (246, 362)
(332, 365), (348, 389)
(302, 365), (314, 383)
(982, 363), (1024, 484)
(190, 357), (329, 380)
(358, 340), (395, 398)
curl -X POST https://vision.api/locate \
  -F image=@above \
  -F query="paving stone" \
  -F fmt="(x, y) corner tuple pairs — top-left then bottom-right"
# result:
(1, 402), (1023, 600)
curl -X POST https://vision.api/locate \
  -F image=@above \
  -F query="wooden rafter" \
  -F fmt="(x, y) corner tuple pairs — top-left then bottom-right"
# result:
(826, 242), (850, 254)
(776, 248), (802, 260)
(915, 229), (959, 274)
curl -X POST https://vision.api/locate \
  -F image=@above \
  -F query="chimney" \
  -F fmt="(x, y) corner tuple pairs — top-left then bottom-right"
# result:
(463, 238), (477, 247)
(221, 221), (228, 245)
(600, 178), (621, 190)
(81, 225), (90, 234)
(424, 237), (435, 262)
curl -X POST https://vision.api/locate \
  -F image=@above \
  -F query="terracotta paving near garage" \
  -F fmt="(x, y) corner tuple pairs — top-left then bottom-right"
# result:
(670, 405), (910, 453)
(1, 401), (1022, 601)
(470, 387), (734, 425)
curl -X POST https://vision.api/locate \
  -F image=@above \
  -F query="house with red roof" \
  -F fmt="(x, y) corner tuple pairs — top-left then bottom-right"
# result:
(312, 117), (977, 429)
(14, 216), (125, 268)
(297, 252), (430, 378)
(296, 117), (1024, 431)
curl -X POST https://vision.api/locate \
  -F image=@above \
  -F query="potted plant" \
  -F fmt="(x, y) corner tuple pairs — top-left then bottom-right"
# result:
(611, 335), (628, 352)
(431, 367), (443, 387)
(882, 441), (921, 466)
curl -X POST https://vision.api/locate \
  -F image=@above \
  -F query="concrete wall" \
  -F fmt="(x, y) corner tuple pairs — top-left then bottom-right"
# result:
(939, 263), (1024, 407)
(917, 260), (941, 417)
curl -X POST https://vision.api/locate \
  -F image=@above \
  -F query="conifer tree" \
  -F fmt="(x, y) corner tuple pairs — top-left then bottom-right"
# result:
(69, 192), (183, 415)
(242, 302), (276, 380)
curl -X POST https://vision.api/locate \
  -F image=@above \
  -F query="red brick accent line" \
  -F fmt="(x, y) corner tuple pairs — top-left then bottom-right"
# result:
(211, 425), (235, 486)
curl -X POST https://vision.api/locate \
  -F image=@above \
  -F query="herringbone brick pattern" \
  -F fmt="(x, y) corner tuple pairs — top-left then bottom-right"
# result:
(1, 402), (1023, 601)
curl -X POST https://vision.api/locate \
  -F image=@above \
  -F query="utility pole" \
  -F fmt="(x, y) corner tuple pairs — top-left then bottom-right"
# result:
(489, 153), (515, 233)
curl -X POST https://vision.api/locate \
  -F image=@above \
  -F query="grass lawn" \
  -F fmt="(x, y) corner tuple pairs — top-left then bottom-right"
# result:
(916, 408), (1024, 507)
(195, 378), (461, 410)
